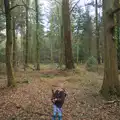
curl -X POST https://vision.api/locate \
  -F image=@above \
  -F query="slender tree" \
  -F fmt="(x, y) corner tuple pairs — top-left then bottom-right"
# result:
(11, 0), (17, 69)
(12, 17), (17, 69)
(62, 0), (74, 69)
(95, 0), (100, 64)
(4, 0), (15, 86)
(35, 0), (40, 70)
(25, 0), (29, 70)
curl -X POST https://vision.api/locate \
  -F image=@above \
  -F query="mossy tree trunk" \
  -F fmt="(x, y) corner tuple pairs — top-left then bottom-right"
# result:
(4, 0), (15, 86)
(100, 0), (120, 98)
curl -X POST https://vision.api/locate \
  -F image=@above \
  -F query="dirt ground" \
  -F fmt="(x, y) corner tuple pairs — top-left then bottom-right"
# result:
(0, 65), (120, 120)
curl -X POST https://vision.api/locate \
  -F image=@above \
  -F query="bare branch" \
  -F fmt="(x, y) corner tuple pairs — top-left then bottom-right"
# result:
(85, 1), (102, 8)
(52, 0), (61, 5)
(22, 0), (27, 8)
(107, 7), (120, 16)
(10, 4), (24, 11)
(70, 0), (81, 13)
(112, 7), (120, 14)
(22, 0), (35, 11)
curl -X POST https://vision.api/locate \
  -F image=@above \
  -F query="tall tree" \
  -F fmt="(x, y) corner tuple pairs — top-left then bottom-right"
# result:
(12, 17), (17, 69)
(100, 0), (120, 98)
(95, 0), (100, 64)
(4, 0), (15, 86)
(25, 0), (29, 70)
(11, 0), (17, 69)
(84, 7), (93, 58)
(35, 0), (40, 70)
(62, 0), (74, 69)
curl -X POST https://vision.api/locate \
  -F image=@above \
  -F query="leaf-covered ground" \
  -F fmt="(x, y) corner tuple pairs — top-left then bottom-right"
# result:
(0, 65), (120, 120)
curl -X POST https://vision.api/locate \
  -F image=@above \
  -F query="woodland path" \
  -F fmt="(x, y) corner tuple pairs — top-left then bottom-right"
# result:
(0, 65), (120, 120)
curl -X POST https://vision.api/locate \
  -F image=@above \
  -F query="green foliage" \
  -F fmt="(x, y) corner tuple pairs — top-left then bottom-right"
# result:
(73, 43), (88, 63)
(86, 56), (98, 72)
(71, 5), (94, 63)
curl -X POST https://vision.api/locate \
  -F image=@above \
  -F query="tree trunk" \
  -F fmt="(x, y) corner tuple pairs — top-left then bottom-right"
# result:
(59, 24), (64, 67)
(95, 0), (101, 64)
(88, 37), (92, 57)
(50, 41), (54, 64)
(11, 0), (17, 69)
(35, 0), (40, 70)
(4, 0), (15, 86)
(100, 0), (120, 98)
(25, 0), (29, 70)
(57, 5), (64, 68)
(76, 41), (79, 64)
(20, 24), (25, 65)
(12, 17), (17, 69)
(62, 0), (74, 69)
(115, 0), (120, 70)
(88, 20), (92, 57)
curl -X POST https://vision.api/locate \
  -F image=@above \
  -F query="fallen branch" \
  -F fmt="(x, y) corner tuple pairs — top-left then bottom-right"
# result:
(104, 100), (120, 104)
(16, 80), (29, 84)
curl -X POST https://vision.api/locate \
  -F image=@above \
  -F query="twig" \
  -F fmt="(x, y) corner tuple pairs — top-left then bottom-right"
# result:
(10, 4), (24, 11)
(51, 0), (61, 5)
(70, 0), (81, 13)
(22, 0), (35, 12)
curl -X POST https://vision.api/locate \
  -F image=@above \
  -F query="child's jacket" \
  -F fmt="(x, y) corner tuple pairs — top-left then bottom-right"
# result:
(51, 89), (66, 108)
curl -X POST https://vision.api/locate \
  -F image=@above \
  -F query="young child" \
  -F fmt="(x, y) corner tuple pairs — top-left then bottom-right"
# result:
(51, 83), (67, 120)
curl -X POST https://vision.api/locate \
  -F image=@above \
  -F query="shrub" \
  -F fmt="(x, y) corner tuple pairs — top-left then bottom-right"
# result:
(86, 56), (98, 72)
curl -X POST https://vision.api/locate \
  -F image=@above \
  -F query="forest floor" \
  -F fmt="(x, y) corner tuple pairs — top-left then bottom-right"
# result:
(0, 64), (120, 120)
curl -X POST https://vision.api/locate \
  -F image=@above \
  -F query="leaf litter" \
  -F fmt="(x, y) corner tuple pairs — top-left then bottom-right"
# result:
(0, 66), (120, 120)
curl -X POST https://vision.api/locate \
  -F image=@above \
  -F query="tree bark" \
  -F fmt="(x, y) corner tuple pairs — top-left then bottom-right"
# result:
(12, 17), (17, 69)
(50, 40), (54, 64)
(95, 0), (101, 64)
(76, 42), (79, 64)
(62, 0), (74, 69)
(59, 24), (64, 67)
(11, 0), (16, 69)
(4, 0), (15, 86)
(88, 17), (92, 57)
(100, 0), (120, 98)
(11, 0), (17, 69)
(35, 0), (40, 70)
(20, 24), (25, 65)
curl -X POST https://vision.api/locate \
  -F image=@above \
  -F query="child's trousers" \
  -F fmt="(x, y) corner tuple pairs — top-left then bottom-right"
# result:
(52, 105), (62, 120)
